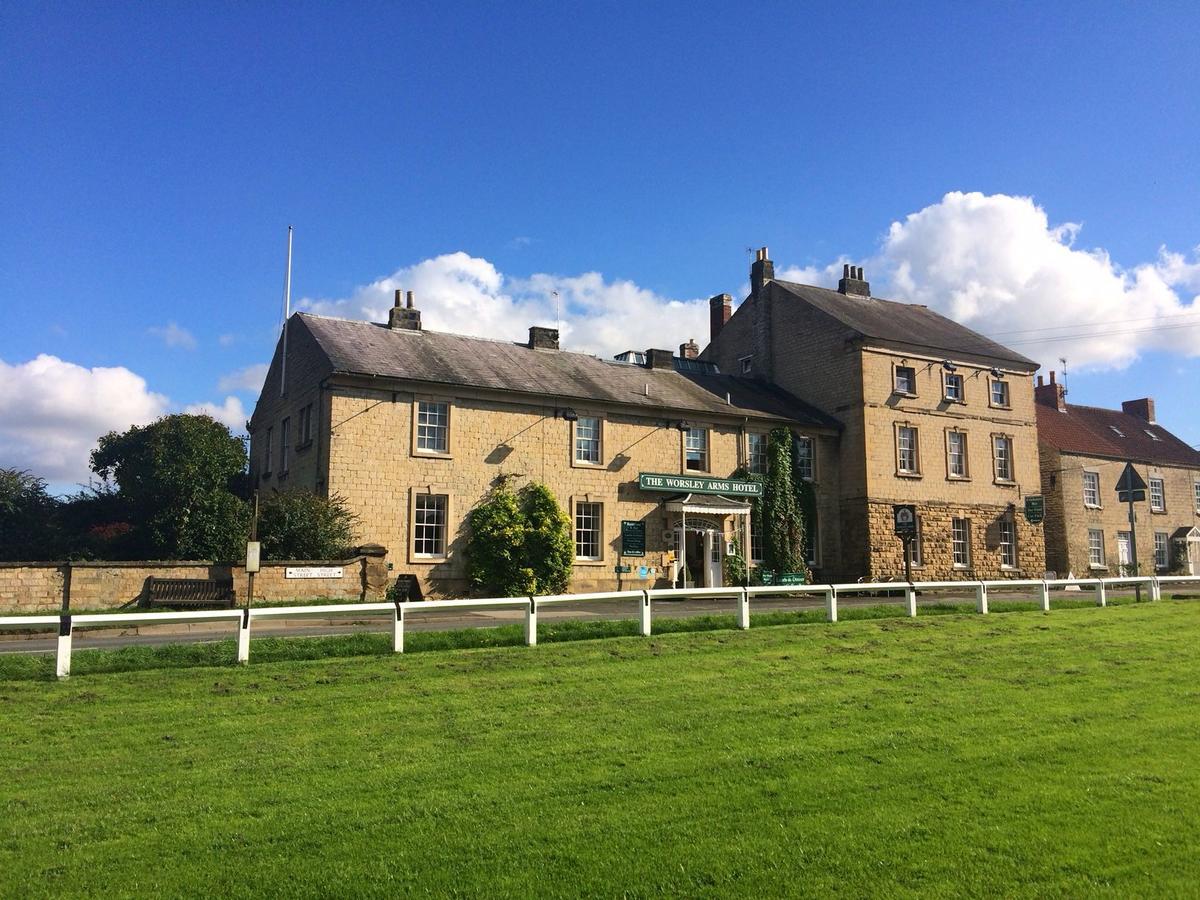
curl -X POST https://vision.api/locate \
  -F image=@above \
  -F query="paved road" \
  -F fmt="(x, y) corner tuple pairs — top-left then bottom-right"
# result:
(8, 587), (1183, 656)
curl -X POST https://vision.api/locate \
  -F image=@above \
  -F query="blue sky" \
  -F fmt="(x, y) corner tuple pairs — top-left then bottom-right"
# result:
(2, 1), (1198, 490)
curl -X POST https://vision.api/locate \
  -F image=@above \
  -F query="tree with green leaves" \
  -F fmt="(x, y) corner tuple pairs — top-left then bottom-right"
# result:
(257, 491), (358, 561)
(91, 414), (250, 560)
(0, 468), (61, 561)
(466, 478), (574, 596)
(760, 427), (806, 576)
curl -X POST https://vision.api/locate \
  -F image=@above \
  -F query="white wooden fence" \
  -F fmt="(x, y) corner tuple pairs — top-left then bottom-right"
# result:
(2, 575), (1197, 678)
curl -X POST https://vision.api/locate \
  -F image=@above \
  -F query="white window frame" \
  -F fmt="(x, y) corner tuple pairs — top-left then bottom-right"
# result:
(1195, 480), (1200, 512)
(894, 365), (916, 395)
(572, 416), (603, 467)
(1082, 471), (1101, 508)
(1154, 532), (1169, 571)
(999, 518), (1017, 569)
(805, 512), (819, 567)
(413, 399), (452, 457)
(951, 518), (971, 568)
(749, 515), (764, 564)
(943, 372), (964, 403)
(411, 492), (449, 560)
(909, 516), (924, 568)
(992, 434), (1014, 483)
(1149, 477), (1165, 512)
(685, 427), (709, 472)
(795, 436), (815, 482)
(989, 379), (1010, 408)
(897, 425), (920, 476)
(746, 432), (768, 475)
(1088, 529), (1105, 568)
(946, 430), (968, 479)
(739, 356), (753, 375)
(574, 500), (604, 561)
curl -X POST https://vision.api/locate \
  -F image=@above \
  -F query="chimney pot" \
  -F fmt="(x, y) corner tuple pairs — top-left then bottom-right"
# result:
(388, 291), (422, 330)
(679, 338), (699, 360)
(751, 249), (774, 296)
(1035, 372), (1066, 411)
(837, 264), (870, 296)
(406, 290), (415, 309)
(394, 289), (403, 308)
(1049, 371), (1056, 384)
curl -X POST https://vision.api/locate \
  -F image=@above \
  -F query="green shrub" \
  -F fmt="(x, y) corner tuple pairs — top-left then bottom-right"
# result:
(257, 491), (358, 561)
(466, 478), (573, 596)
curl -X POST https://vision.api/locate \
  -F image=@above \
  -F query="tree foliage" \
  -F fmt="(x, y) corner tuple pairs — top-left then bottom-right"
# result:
(466, 478), (574, 596)
(90, 414), (250, 560)
(0, 468), (59, 561)
(257, 492), (358, 561)
(733, 428), (812, 583)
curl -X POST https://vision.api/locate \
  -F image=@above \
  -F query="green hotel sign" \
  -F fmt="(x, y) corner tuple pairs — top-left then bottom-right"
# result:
(637, 472), (763, 497)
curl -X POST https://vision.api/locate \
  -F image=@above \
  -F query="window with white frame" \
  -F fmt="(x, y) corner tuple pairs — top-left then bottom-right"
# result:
(952, 517), (971, 567)
(685, 427), (708, 471)
(739, 356), (753, 375)
(574, 501), (603, 560)
(990, 379), (1010, 407)
(894, 365), (916, 395)
(1088, 529), (1105, 567)
(947, 430), (968, 478)
(1154, 532), (1169, 570)
(804, 514), (818, 566)
(992, 435), (1014, 482)
(1083, 471), (1100, 507)
(412, 494), (448, 558)
(264, 426), (273, 475)
(574, 416), (601, 465)
(416, 400), (450, 454)
(897, 425), (920, 475)
(1149, 477), (1165, 511)
(943, 372), (964, 402)
(1195, 480), (1200, 511)
(747, 433), (768, 475)
(909, 516), (924, 567)
(795, 436), (814, 481)
(999, 517), (1017, 568)
(749, 515), (764, 564)
(280, 417), (291, 474)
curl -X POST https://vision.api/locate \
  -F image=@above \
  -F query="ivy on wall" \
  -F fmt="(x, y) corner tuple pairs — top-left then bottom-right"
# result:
(731, 427), (813, 584)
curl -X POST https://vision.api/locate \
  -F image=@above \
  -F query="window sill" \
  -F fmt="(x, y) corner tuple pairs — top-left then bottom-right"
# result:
(413, 451), (453, 460)
(1083, 503), (1102, 510)
(942, 398), (967, 405)
(410, 556), (448, 564)
(1150, 508), (1167, 515)
(571, 459), (605, 469)
(573, 558), (608, 567)
(892, 390), (917, 399)
(994, 479), (1017, 487)
(947, 475), (971, 482)
(296, 440), (314, 453)
(1089, 565), (1109, 572)
(988, 403), (1012, 411)
(896, 472), (923, 479)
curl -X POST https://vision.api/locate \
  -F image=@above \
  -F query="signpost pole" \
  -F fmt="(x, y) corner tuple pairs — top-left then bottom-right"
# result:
(1128, 490), (1140, 601)
(903, 535), (913, 584)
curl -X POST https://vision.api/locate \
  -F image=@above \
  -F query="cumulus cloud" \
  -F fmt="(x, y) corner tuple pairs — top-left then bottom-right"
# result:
(873, 192), (1200, 370)
(0, 355), (168, 484)
(299, 251), (709, 359)
(184, 396), (247, 431)
(148, 322), (197, 350)
(217, 363), (269, 394)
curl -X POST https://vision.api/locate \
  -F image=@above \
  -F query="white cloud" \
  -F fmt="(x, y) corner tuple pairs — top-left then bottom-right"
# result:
(148, 322), (197, 350)
(0, 355), (168, 485)
(299, 251), (709, 359)
(184, 396), (247, 431)
(217, 363), (269, 394)
(872, 192), (1200, 371)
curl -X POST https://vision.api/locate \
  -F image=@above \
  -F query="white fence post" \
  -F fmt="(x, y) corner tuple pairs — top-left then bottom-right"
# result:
(639, 591), (651, 636)
(1039, 581), (1051, 612)
(392, 602), (404, 653)
(525, 598), (537, 647)
(904, 585), (917, 617)
(237, 608), (251, 663)
(1095, 582), (1107, 607)
(56, 614), (72, 679)
(975, 583), (988, 615)
(1150, 578), (1161, 602)
(736, 590), (750, 630)
(826, 588), (838, 623)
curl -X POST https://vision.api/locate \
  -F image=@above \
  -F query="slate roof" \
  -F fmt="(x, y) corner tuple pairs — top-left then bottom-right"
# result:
(296, 314), (840, 429)
(773, 280), (1040, 370)
(1037, 401), (1200, 468)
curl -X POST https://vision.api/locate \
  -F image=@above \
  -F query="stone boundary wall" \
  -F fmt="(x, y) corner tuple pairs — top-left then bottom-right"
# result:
(0, 551), (390, 613)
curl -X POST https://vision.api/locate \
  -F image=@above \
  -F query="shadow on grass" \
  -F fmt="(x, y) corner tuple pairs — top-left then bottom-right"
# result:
(0, 596), (1146, 682)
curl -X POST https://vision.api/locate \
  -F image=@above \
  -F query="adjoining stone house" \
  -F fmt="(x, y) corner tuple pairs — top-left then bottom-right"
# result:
(1035, 379), (1200, 577)
(701, 249), (1046, 580)
(248, 293), (841, 596)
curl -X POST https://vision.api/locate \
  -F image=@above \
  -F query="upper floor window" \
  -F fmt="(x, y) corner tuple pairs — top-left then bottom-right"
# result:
(747, 432), (768, 475)
(943, 372), (964, 403)
(992, 435), (1014, 482)
(264, 426), (274, 475)
(897, 425), (920, 475)
(298, 403), (313, 445)
(739, 356), (753, 375)
(1083, 471), (1100, 507)
(947, 430), (968, 478)
(795, 436), (814, 481)
(416, 400), (450, 454)
(1194, 480), (1200, 512)
(990, 379), (1010, 408)
(894, 365), (916, 395)
(574, 416), (602, 465)
(280, 417), (291, 474)
(1149, 477), (1165, 512)
(685, 427), (709, 472)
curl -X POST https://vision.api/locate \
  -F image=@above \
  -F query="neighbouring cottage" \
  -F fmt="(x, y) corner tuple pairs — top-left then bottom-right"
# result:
(1035, 379), (1200, 577)
(248, 292), (840, 597)
(702, 249), (1046, 580)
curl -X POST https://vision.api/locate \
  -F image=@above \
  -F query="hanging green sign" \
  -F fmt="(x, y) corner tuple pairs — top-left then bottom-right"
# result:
(1024, 495), (1045, 525)
(638, 472), (763, 497)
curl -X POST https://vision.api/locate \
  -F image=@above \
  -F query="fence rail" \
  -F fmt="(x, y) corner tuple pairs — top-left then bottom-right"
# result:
(4, 574), (1198, 678)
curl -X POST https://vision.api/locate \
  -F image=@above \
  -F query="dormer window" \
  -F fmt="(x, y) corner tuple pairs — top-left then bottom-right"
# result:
(1109, 425), (1125, 438)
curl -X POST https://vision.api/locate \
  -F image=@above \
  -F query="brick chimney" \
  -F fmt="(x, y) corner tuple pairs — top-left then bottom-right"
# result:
(388, 289), (422, 331)
(645, 348), (674, 369)
(1121, 397), (1156, 424)
(679, 338), (699, 359)
(837, 264), (870, 297)
(528, 326), (559, 350)
(1035, 371), (1066, 411)
(750, 247), (774, 296)
(709, 293), (732, 342)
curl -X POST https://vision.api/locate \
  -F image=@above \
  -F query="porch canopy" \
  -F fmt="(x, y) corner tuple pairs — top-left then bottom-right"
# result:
(663, 493), (753, 516)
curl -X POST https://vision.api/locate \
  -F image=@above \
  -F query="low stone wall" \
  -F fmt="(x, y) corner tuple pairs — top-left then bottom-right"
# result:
(0, 551), (390, 613)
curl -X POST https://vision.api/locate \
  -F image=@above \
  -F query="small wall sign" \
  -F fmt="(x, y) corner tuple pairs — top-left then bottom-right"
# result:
(284, 566), (344, 579)
(893, 504), (917, 536)
(620, 520), (646, 557)
(1024, 495), (1045, 524)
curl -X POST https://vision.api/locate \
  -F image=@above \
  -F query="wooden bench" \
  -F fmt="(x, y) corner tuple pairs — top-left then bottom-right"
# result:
(143, 577), (236, 609)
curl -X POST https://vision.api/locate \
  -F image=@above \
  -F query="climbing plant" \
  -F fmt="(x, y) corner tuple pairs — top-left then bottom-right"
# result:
(465, 478), (573, 597)
(733, 428), (812, 584)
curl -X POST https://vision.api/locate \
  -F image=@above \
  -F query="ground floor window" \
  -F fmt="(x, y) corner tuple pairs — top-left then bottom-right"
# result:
(909, 516), (923, 568)
(805, 514), (818, 566)
(1088, 529), (1105, 567)
(999, 518), (1017, 568)
(952, 518), (971, 567)
(749, 516), (764, 563)
(1154, 532), (1169, 570)
(413, 494), (448, 558)
(575, 501), (603, 560)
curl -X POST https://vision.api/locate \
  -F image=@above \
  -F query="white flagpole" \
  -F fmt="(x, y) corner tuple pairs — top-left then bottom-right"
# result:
(279, 225), (293, 398)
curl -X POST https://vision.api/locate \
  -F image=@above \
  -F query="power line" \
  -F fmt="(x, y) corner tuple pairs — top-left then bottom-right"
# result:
(1004, 320), (1200, 347)
(988, 309), (1200, 337)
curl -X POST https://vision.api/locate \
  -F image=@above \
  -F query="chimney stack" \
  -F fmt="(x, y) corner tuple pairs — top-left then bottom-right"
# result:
(679, 338), (699, 360)
(1035, 370), (1066, 411)
(709, 293), (732, 342)
(645, 348), (674, 369)
(1121, 397), (1156, 424)
(750, 247), (774, 296)
(389, 289), (422, 330)
(528, 325), (559, 350)
(837, 264), (870, 297)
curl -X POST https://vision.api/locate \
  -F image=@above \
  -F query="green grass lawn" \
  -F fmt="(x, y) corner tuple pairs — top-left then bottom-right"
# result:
(2, 602), (1198, 897)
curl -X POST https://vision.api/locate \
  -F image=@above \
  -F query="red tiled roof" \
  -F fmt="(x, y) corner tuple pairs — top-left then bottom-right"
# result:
(1037, 401), (1200, 467)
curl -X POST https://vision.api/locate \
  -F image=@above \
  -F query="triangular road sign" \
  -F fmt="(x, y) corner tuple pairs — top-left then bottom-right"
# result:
(1115, 462), (1148, 493)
